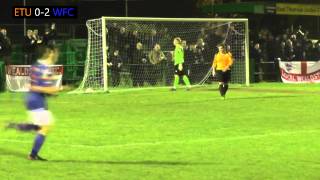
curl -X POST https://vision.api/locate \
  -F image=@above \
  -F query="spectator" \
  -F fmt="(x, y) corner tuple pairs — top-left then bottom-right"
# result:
(285, 39), (295, 61)
(266, 34), (276, 62)
(107, 23), (120, 53)
(312, 42), (320, 60)
(296, 25), (305, 40)
(149, 43), (166, 65)
(275, 41), (286, 61)
(108, 50), (123, 87)
(131, 42), (147, 87)
(250, 43), (263, 82)
(148, 43), (166, 85)
(273, 38), (285, 82)
(43, 23), (56, 46)
(188, 38), (209, 83)
(305, 41), (315, 60)
(195, 38), (208, 63)
(24, 29), (36, 64)
(293, 41), (304, 60)
(0, 28), (12, 65)
(128, 30), (141, 65)
(189, 44), (201, 82)
(33, 29), (42, 44)
(117, 26), (129, 63)
(182, 40), (192, 76)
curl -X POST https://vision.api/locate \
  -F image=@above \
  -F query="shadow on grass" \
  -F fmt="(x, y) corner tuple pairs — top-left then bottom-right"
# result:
(0, 147), (216, 166)
(0, 147), (27, 159)
(225, 95), (299, 101)
(49, 160), (216, 166)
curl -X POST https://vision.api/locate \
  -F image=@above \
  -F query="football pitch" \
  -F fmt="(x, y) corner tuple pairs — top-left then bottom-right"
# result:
(0, 83), (320, 180)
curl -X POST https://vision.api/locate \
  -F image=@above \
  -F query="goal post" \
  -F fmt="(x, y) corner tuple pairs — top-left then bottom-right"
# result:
(245, 20), (250, 87)
(101, 18), (108, 91)
(72, 17), (250, 93)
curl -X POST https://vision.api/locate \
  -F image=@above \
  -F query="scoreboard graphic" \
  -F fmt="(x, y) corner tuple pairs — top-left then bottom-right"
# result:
(12, 6), (77, 18)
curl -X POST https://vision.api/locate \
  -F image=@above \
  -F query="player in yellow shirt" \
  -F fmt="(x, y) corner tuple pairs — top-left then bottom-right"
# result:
(212, 44), (233, 99)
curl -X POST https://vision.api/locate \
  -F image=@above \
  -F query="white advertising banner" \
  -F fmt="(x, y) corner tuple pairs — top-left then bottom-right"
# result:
(6, 65), (63, 92)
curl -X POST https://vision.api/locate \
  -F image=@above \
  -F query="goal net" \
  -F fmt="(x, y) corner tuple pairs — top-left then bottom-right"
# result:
(73, 17), (249, 93)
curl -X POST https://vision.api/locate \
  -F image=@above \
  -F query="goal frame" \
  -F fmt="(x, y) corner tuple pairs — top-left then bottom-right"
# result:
(76, 16), (250, 93)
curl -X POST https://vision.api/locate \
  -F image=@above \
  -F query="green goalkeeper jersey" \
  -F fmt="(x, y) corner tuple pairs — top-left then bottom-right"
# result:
(174, 44), (184, 65)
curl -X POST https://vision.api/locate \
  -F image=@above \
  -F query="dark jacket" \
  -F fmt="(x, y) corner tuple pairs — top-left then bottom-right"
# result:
(0, 34), (12, 56)
(109, 54), (122, 71)
(24, 36), (36, 53)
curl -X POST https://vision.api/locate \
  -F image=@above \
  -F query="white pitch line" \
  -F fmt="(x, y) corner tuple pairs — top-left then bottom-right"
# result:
(0, 129), (319, 149)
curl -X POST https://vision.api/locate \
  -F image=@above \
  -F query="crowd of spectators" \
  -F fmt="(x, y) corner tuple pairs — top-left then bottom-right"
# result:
(0, 22), (56, 65)
(24, 23), (57, 65)
(251, 25), (320, 63)
(250, 25), (320, 81)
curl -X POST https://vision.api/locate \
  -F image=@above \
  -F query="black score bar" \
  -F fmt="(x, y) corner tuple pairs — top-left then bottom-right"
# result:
(12, 6), (78, 18)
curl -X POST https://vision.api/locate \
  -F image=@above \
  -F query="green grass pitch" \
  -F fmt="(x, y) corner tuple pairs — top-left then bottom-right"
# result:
(0, 83), (320, 180)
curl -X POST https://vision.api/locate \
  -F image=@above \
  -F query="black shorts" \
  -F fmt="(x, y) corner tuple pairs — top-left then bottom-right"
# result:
(215, 70), (231, 83)
(174, 64), (186, 76)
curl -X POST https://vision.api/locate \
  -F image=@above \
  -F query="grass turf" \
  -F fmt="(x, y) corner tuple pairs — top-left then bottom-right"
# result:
(0, 83), (320, 180)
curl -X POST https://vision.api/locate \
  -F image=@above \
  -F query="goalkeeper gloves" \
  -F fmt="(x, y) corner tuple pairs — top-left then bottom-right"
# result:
(178, 64), (183, 71)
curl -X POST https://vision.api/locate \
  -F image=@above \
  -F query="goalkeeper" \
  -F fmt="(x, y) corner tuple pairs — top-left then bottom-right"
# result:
(212, 43), (233, 99)
(172, 37), (191, 91)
